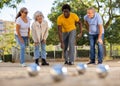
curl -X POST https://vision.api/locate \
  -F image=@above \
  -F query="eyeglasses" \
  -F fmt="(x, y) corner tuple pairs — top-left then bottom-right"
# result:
(23, 11), (28, 14)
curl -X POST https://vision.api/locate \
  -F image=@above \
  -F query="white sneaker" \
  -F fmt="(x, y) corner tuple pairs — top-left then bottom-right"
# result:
(21, 63), (27, 67)
(0, 60), (2, 63)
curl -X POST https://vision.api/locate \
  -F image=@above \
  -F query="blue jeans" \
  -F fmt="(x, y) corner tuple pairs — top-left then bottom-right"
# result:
(15, 35), (28, 64)
(34, 42), (46, 59)
(89, 34), (104, 63)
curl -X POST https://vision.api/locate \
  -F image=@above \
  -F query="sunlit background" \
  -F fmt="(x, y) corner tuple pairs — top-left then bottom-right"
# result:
(0, 0), (55, 27)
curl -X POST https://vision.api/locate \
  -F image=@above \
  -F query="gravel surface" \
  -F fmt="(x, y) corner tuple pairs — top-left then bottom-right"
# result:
(0, 61), (120, 86)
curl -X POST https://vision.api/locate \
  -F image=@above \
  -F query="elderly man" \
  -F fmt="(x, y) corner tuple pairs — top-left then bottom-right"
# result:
(84, 7), (104, 64)
(57, 4), (82, 65)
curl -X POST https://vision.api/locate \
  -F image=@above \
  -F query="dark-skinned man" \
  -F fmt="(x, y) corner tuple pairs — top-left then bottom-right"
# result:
(57, 4), (82, 65)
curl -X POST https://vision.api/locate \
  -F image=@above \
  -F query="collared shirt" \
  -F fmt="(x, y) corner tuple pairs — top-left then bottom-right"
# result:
(57, 12), (79, 32)
(31, 20), (48, 43)
(84, 12), (104, 34)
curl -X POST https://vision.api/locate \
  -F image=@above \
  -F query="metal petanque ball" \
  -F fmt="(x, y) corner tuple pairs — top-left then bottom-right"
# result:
(96, 64), (109, 78)
(50, 64), (67, 82)
(27, 63), (40, 77)
(76, 63), (87, 75)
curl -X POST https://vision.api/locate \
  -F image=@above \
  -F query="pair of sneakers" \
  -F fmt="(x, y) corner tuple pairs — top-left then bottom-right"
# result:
(87, 61), (102, 65)
(21, 63), (27, 67)
(64, 61), (74, 65)
(35, 58), (49, 66)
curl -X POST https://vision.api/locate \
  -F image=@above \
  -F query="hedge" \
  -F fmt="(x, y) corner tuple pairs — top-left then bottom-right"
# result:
(1, 50), (90, 62)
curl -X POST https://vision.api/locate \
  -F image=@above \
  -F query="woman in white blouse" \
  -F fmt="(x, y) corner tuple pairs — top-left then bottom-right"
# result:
(31, 11), (49, 66)
(15, 7), (30, 67)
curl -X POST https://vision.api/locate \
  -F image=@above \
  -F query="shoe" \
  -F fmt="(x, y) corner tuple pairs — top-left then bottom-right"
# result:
(97, 62), (102, 64)
(41, 58), (49, 66)
(41, 62), (49, 65)
(35, 58), (39, 66)
(21, 63), (27, 67)
(0, 60), (2, 63)
(64, 61), (69, 65)
(87, 62), (95, 64)
(68, 62), (74, 65)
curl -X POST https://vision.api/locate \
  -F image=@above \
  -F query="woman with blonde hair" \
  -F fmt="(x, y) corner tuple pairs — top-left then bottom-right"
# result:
(15, 7), (30, 67)
(31, 11), (49, 66)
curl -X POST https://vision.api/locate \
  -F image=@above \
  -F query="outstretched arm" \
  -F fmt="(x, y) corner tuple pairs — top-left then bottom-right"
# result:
(98, 24), (103, 44)
(58, 25), (64, 49)
(84, 21), (89, 32)
(76, 19), (82, 38)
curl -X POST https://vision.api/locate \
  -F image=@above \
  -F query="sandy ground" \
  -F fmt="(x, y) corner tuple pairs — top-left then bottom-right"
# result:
(0, 61), (120, 86)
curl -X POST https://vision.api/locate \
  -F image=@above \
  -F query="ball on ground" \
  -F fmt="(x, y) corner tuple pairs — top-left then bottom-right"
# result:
(96, 64), (109, 78)
(50, 64), (67, 82)
(27, 63), (40, 77)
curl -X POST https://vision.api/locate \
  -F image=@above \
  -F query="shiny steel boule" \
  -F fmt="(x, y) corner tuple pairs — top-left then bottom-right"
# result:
(96, 64), (109, 78)
(76, 63), (87, 75)
(27, 63), (40, 77)
(50, 64), (67, 82)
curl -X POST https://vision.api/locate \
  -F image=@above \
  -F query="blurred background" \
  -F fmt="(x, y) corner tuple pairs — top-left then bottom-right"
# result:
(0, 0), (120, 62)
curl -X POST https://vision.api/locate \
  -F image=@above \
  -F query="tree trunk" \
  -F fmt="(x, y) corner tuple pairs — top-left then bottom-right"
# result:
(110, 43), (112, 57)
(103, 44), (106, 57)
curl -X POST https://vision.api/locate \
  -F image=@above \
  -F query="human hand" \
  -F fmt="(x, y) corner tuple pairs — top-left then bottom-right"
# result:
(97, 38), (103, 44)
(61, 42), (64, 49)
(20, 38), (24, 44)
(77, 33), (82, 38)
(41, 39), (46, 44)
(34, 42), (39, 46)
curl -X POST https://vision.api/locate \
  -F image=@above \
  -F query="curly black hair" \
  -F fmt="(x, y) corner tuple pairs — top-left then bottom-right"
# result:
(62, 4), (71, 11)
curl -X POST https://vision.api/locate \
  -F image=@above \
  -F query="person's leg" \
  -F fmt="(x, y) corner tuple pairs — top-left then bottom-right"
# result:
(34, 44), (40, 65)
(88, 34), (96, 64)
(41, 42), (46, 59)
(63, 32), (69, 63)
(41, 42), (49, 65)
(97, 34), (104, 64)
(15, 35), (26, 65)
(22, 36), (29, 63)
(68, 30), (76, 65)
(23, 37), (28, 46)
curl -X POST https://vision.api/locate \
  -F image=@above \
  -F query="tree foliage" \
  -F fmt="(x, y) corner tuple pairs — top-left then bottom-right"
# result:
(48, 0), (120, 45)
(0, 0), (23, 9)
(47, 28), (59, 45)
(105, 17), (120, 44)
(0, 32), (16, 54)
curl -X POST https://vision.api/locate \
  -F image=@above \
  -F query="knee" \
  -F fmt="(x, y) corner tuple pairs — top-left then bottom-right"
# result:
(20, 44), (25, 49)
(41, 44), (46, 50)
(98, 43), (103, 48)
(90, 43), (95, 48)
(35, 45), (39, 50)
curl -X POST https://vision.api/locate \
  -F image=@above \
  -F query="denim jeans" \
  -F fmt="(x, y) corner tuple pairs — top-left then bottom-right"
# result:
(34, 42), (46, 59)
(62, 30), (76, 62)
(15, 35), (28, 64)
(89, 34), (104, 63)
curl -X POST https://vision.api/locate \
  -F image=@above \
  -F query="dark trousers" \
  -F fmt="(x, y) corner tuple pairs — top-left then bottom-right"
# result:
(89, 34), (104, 63)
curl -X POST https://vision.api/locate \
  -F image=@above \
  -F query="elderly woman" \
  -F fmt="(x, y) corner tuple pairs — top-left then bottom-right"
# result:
(31, 11), (49, 66)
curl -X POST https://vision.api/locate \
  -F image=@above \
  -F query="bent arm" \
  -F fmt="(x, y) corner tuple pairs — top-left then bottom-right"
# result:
(58, 25), (63, 44)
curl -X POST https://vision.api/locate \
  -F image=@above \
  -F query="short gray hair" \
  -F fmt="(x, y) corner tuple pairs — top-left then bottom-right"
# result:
(87, 7), (96, 13)
(34, 11), (44, 20)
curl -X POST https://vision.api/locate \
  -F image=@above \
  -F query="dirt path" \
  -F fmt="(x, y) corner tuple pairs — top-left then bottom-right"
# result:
(0, 61), (120, 86)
